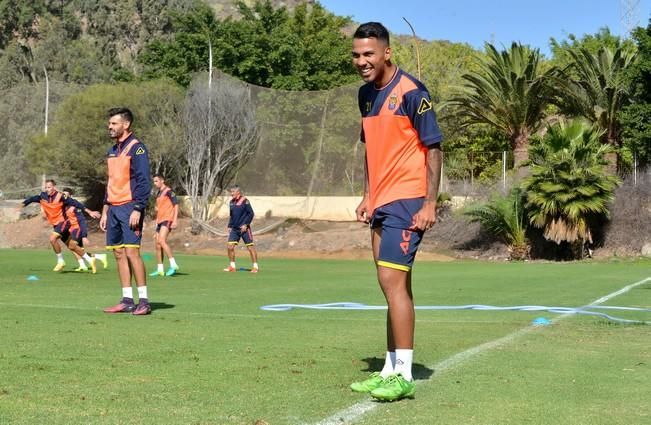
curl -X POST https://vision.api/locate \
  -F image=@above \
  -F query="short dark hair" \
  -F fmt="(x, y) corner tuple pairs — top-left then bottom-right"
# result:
(62, 187), (74, 196)
(45, 179), (56, 185)
(153, 174), (165, 180)
(108, 107), (134, 125)
(353, 22), (390, 46)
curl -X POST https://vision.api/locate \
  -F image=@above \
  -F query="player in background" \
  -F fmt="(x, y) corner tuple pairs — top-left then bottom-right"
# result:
(349, 22), (443, 401)
(62, 188), (108, 272)
(99, 107), (152, 316)
(149, 174), (180, 277)
(224, 185), (259, 273)
(17, 179), (100, 271)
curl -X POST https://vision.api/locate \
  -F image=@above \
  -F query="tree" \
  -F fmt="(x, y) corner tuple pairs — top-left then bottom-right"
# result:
(551, 45), (637, 170)
(181, 73), (260, 229)
(620, 20), (651, 169)
(26, 79), (185, 207)
(522, 120), (620, 258)
(140, 0), (357, 89)
(449, 43), (555, 167)
(463, 187), (529, 260)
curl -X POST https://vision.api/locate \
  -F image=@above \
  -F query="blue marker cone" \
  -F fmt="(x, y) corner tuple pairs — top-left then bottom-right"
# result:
(26, 275), (39, 281)
(532, 317), (551, 326)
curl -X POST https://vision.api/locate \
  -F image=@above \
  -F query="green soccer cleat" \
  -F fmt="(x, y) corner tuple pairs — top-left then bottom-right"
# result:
(149, 270), (164, 277)
(53, 261), (66, 272)
(95, 253), (108, 269)
(73, 266), (88, 272)
(350, 372), (385, 393)
(370, 374), (415, 401)
(89, 257), (97, 274)
(165, 266), (179, 277)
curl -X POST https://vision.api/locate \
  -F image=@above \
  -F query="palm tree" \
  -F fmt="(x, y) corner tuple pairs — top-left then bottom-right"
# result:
(463, 187), (529, 260)
(522, 120), (620, 258)
(552, 45), (637, 171)
(449, 42), (554, 167)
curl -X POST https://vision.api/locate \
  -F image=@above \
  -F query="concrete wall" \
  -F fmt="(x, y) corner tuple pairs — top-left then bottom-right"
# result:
(179, 196), (363, 221)
(179, 195), (472, 221)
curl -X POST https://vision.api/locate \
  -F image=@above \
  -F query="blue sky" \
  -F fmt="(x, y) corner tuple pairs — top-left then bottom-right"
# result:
(319, 0), (651, 56)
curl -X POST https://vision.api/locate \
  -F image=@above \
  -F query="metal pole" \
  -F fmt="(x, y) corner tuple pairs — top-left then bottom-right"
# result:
(43, 66), (49, 135)
(634, 151), (638, 186)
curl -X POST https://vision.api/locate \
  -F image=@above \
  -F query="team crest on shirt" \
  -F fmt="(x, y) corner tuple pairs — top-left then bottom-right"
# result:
(388, 93), (398, 110)
(417, 98), (433, 115)
(136, 147), (145, 155)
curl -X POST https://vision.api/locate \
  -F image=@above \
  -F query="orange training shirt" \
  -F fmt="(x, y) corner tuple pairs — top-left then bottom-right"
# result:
(358, 68), (443, 214)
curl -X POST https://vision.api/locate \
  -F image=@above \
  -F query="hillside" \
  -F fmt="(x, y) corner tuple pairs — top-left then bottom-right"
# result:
(205, 0), (316, 18)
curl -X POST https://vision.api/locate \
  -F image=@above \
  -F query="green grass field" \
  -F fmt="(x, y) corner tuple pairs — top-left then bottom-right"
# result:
(1, 249), (651, 425)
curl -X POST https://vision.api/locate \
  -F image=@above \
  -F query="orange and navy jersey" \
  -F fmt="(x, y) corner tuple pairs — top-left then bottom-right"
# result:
(155, 186), (178, 224)
(228, 196), (254, 228)
(358, 68), (443, 214)
(104, 133), (151, 211)
(64, 205), (81, 229)
(22, 191), (82, 226)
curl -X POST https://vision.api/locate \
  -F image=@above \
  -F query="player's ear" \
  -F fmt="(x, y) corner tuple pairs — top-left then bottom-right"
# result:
(384, 46), (392, 62)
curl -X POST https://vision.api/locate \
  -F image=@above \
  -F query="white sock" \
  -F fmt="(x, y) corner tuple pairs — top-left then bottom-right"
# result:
(380, 351), (395, 378)
(230, 261), (236, 268)
(122, 287), (133, 299)
(157, 264), (164, 273)
(137, 286), (148, 300)
(82, 253), (93, 263)
(56, 253), (64, 263)
(78, 259), (86, 268)
(169, 258), (178, 268)
(394, 349), (413, 381)
(252, 262), (259, 269)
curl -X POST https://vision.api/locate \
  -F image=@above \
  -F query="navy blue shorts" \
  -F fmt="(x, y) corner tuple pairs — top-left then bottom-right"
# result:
(52, 221), (70, 237)
(156, 221), (171, 233)
(228, 227), (254, 246)
(370, 198), (425, 272)
(106, 203), (144, 249)
(62, 227), (83, 246)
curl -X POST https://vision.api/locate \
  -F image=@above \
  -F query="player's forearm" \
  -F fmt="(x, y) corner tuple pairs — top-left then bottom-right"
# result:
(425, 146), (442, 204)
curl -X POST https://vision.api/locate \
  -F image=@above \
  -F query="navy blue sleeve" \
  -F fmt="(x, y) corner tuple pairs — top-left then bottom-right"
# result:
(227, 203), (234, 228)
(166, 191), (178, 206)
(243, 200), (254, 225)
(130, 142), (152, 212)
(404, 89), (443, 147)
(22, 194), (41, 206)
(64, 196), (88, 211)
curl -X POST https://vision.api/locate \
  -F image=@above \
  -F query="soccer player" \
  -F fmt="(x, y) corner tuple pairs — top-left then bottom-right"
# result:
(17, 179), (100, 271)
(149, 174), (180, 277)
(223, 185), (259, 273)
(62, 188), (108, 272)
(349, 22), (443, 401)
(99, 107), (152, 316)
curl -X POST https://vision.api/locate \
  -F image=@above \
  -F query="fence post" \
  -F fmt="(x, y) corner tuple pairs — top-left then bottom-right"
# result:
(634, 151), (637, 186)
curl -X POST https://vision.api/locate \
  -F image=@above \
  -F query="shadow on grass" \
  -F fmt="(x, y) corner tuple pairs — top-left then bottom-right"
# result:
(149, 302), (175, 311)
(359, 356), (434, 381)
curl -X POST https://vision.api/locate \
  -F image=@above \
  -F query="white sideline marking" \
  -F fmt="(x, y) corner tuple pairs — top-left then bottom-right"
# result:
(310, 277), (651, 425)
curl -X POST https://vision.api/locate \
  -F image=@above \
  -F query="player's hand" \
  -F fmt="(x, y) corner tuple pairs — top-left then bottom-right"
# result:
(355, 196), (370, 223)
(129, 210), (141, 229)
(170, 221), (177, 229)
(88, 210), (101, 219)
(99, 213), (107, 232)
(411, 201), (437, 231)
(240, 225), (247, 232)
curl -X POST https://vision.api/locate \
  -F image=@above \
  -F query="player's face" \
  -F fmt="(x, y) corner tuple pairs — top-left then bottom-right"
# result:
(153, 177), (163, 189)
(230, 189), (240, 200)
(352, 37), (391, 84)
(45, 182), (56, 196)
(108, 115), (130, 140)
